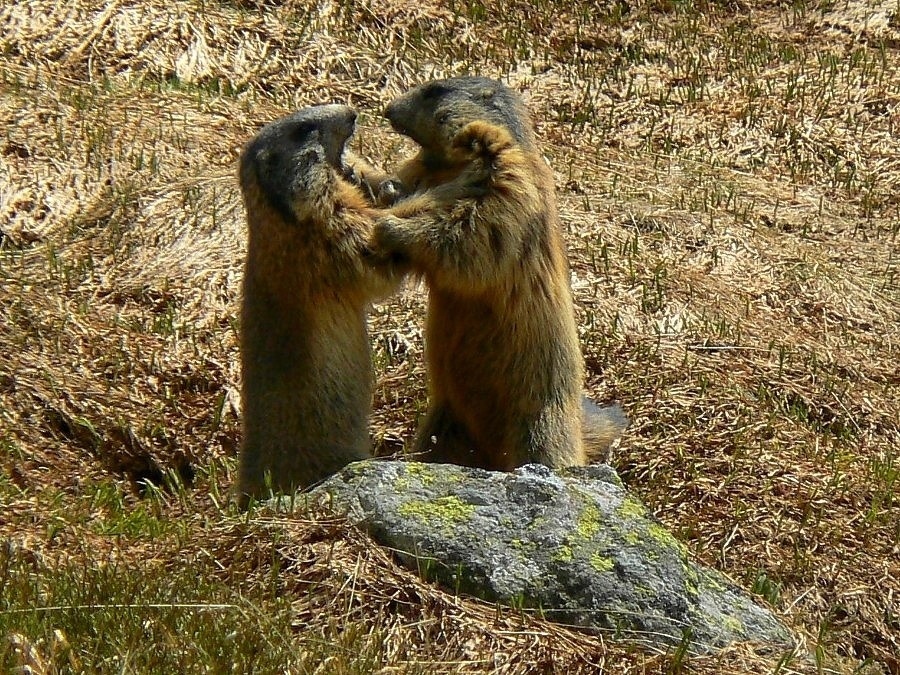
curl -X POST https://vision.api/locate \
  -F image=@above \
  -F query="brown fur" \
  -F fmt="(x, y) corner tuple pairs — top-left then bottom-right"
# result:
(235, 106), (390, 506)
(370, 78), (627, 469)
(234, 104), (483, 506)
(347, 77), (540, 203)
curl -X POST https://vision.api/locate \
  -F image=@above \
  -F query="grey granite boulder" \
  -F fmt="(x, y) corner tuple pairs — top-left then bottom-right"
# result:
(299, 460), (795, 654)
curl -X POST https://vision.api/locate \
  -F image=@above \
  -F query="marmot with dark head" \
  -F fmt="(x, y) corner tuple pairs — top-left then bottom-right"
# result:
(235, 104), (485, 505)
(369, 78), (627, 471)
(347, 76), (538, 201)
(235, 104), (403, 506)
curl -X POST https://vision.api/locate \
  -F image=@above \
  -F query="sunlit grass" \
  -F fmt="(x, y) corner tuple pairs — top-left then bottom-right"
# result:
(0, 0), (897, 671)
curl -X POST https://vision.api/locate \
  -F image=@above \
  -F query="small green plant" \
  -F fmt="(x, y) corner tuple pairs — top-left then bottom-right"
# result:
(666, 627), (693, 674)
(751, 571), (782, 607)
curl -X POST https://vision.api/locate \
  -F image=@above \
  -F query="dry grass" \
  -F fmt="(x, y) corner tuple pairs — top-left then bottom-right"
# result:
(0, 0), (898, 672)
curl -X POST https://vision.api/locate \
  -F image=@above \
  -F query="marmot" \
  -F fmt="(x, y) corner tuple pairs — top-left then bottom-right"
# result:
(346, 76), (539, 202)
(235, 104), (485, 505)
(369, 78), (627, 470)
(235, 104), (401, 506)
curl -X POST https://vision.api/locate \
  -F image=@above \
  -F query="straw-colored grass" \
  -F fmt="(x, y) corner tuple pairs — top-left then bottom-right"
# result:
(1, 0), (897, 672)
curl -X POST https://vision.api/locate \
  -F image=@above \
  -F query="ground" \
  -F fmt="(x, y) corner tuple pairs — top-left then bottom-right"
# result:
(0, 0), (898, 673)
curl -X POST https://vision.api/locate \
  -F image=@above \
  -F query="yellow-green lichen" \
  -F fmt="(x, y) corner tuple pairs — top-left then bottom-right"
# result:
(590, 553), (615, 573)
(398, 495), (475, 529)
(575, 501), (602, 540)
(623, 530), (641, 546)
(702, 570), (727, 592)
(617, 496), (647, 520)
(647, 522), (689, 557)
(723, 615), (743, 634)
(403, 462), (436, 486)
(552, 545), (574, 562)
(339, 461), (369, 479)
(510, 538), (534, 551)
(633, 584), (657, 599)
(684, 563), (701, 597)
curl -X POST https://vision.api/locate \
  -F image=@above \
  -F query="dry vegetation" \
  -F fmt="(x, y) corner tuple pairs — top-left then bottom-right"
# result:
(0, 0), (898, 672)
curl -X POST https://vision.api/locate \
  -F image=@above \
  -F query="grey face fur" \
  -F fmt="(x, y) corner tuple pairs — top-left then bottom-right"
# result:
(385, 76), (535, 155)
(240, 104), (357, 223)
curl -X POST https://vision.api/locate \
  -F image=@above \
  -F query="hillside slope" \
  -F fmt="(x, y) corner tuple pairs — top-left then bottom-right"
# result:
(1, 1), (897, 672)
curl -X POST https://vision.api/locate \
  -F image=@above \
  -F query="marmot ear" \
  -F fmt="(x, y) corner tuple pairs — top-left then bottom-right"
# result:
(476, 87), (495, 100)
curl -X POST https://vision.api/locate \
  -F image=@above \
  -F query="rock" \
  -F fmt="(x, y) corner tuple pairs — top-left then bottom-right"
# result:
(297, 460), (795, 654)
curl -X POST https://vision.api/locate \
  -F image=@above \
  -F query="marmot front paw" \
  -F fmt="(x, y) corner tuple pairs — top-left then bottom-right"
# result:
(371, 215), (408, 257)
(452, 120), (515, 158)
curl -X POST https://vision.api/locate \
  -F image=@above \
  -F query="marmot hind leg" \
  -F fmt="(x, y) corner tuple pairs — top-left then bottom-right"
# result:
(412, 404), (487, 468)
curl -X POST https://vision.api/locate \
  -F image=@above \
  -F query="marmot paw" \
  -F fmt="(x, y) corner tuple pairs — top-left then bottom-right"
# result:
(371, 215), (408, 255)
(452, 121), (514, 157)
(377, 179), (407, 206)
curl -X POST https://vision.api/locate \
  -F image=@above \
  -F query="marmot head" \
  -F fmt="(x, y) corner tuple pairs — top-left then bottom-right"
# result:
(239, 104), (357, 224)
(385, 77), (535, 163)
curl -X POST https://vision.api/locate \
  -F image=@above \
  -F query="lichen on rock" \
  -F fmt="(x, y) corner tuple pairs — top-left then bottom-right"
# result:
(398, 495), (475, 530)
(304, 460), (796, 655)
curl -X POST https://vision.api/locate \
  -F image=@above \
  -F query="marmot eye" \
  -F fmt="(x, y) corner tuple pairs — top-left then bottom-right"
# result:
(437, 111), (451, 124)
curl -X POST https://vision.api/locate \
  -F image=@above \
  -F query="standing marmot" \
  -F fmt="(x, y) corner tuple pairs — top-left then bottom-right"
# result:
(235, 104), (401, 505)
(369, 78), (627, 470)
(235, 104), (485, 505)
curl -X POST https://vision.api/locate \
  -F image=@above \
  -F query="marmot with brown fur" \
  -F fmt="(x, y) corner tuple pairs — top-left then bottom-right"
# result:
(235, 103), (485, 505)
(234, 104), (396, 505)
(368, 78), (627, 471)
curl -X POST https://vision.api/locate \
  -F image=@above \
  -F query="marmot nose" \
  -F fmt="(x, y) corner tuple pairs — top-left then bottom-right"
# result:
(384, 101), (405, 134)
(339, 105), (357, 127)
(336, 105), (357, 136)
